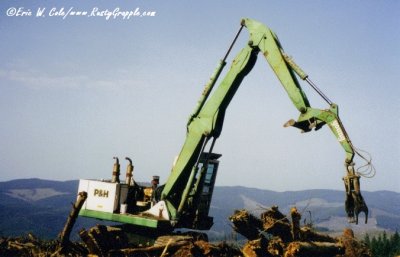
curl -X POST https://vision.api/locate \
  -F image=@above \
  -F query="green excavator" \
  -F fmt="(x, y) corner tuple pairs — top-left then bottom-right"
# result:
(77, 18), (373, 239)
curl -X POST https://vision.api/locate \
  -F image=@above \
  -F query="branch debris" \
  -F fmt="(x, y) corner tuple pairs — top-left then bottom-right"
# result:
(0, 205), (372, 257)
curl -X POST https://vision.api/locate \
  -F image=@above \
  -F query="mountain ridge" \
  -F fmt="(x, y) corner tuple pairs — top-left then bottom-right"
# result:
(0, 179), (399, 239)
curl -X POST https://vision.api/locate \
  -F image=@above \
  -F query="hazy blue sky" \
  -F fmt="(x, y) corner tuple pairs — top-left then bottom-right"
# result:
(1, 1), (399, 192)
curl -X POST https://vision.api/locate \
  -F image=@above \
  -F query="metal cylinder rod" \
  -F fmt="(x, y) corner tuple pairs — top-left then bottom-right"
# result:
(177, 137), (209, 213)
(282, 52), (333, 106)
(305, 77), (333, 105)
(223, 24), (244, 62)
(188, 24), (245, 125)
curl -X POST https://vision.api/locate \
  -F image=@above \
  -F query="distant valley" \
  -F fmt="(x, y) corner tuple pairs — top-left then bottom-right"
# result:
(0, 179), (399, 240)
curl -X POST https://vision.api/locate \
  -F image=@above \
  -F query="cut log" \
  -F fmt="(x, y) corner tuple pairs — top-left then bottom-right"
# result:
(261, 206), (289, 223)
(60, 191), (87, 246)
(299, 227), (336, 243)
(80, 225), (128, 256)
(290, 207), (301, 241)
(267, 237), (285, 257)
(154, 235), (193, 247)
(230, 209), (263, 240)
(339, 228), (372, 257)
(261, 206), (291, 242)
(242, 238), (269, 257)
(284, 241), (344, 257)
(114, 240), (190, 257)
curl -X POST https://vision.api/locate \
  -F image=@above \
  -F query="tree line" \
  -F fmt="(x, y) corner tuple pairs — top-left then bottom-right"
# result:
(363, 231), (400, 257)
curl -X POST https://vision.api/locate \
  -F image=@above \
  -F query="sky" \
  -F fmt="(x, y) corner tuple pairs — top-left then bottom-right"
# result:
(0, 0), (399, 193)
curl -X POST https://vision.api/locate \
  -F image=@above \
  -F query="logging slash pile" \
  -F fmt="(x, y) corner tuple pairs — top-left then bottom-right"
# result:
(228, 206), (371, 257)
(0, 206), (372, 257)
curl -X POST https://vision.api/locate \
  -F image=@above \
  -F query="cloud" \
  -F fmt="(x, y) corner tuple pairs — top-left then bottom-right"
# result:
(0, 68), (88, 89)
(0, 67), (140, 90)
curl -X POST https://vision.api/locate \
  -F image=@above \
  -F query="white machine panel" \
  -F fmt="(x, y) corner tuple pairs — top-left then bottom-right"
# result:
(78, 179), (120, 213)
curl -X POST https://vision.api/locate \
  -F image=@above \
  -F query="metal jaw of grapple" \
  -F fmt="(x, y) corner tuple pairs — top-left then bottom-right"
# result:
(343, 165), (368, 224)
(283, 117), (325, 133)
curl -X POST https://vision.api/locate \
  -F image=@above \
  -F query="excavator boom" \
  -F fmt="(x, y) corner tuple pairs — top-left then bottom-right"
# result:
(78, 18), (371, 234)
(161, 18), (367, 225)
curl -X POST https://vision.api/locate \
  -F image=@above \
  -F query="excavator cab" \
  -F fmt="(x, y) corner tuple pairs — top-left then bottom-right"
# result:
(176, 152), (221, 230)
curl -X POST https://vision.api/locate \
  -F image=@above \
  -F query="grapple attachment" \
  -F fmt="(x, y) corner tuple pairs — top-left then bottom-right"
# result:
(343, 166), (368, 224)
